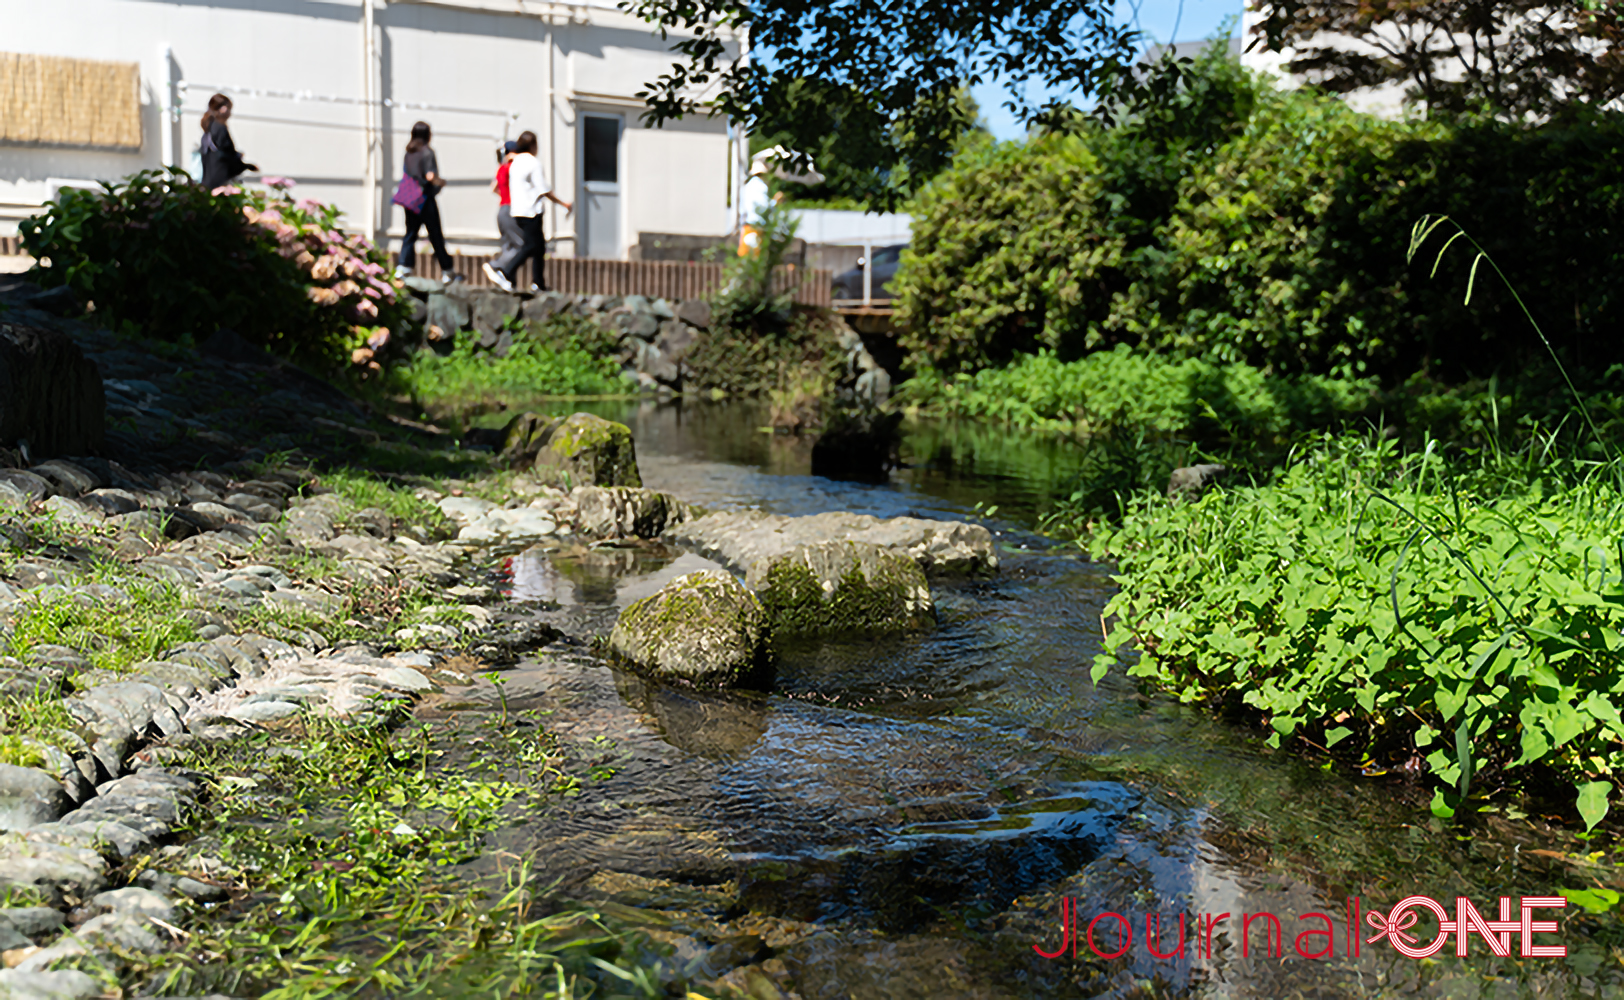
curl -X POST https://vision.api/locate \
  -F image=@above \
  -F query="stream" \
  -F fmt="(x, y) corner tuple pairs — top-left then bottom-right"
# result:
(431, 400), (1619, 998)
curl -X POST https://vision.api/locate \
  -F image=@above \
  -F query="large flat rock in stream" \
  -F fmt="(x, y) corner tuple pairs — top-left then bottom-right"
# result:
(663, 510), (998, 577)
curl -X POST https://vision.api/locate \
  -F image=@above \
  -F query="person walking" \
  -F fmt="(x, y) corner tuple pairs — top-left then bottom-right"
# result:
(394, 121), (460, 282)
(490, 140), (523, 277)
(484, 131), (570, 293)
(198, 94), (257, 191)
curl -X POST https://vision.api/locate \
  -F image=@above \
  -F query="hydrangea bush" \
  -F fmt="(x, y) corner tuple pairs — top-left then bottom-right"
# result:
(19, 168), (411, 370)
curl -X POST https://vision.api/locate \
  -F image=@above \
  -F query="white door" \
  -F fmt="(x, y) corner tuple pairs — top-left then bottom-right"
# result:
(581, 115), (622, 259)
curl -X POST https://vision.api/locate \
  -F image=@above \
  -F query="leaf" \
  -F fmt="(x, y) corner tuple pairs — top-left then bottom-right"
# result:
(1455, 718), (1474, 799)
(1325, 726), (1352, 747)
(1559, 887), (1619, 915)
(1577, 781), (1613, 831)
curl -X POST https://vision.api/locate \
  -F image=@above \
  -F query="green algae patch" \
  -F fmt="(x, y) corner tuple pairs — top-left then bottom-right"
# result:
(609, 570), (772, 689)
(746, 541), (934, 637)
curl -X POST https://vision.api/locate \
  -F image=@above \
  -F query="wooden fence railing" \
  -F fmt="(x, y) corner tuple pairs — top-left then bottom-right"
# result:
(0, 236), (833, 307)
(397, 252), (832, 307)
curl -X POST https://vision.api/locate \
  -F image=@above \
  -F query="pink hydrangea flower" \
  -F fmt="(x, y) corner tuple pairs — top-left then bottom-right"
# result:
(262, 176), (297, 190)
(352, 299), (379, 321)
(211, 185), (241, 196)
(296, 198), (322, 212)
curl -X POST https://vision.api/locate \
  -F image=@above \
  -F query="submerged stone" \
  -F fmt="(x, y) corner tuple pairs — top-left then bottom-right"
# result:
(609, 570), (772, 689)
(745, 541), (934, 637)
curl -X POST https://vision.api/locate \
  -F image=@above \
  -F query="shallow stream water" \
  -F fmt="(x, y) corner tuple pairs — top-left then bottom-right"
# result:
(440, 400), (1620, 998)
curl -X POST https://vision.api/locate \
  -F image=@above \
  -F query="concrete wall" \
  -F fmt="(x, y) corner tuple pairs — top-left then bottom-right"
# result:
(0, 0), (740, 259)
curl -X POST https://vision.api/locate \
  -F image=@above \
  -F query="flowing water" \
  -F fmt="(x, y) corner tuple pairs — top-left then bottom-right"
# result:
(439, 400), (1620, 998)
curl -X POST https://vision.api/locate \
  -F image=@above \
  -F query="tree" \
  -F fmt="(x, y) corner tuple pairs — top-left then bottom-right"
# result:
(1249, 1), (1624, 119)
(624, 0), (1145, 209)
(754, 84), (986, 208)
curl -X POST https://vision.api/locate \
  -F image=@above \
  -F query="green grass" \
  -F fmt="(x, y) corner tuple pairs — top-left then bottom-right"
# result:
(125, 715), (678, 998)
(3, 570), (199, 677)
(387, 323), (630, 418)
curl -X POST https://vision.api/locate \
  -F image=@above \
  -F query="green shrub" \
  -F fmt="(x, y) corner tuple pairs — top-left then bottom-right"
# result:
(1084, 435), (1624, 827)
(895, 45), (1624, 380)
(19, 169), (410, 368)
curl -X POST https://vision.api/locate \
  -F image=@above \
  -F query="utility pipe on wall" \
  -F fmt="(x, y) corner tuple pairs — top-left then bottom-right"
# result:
(361, 0), (377, 242)
(159, 44), (176, 170)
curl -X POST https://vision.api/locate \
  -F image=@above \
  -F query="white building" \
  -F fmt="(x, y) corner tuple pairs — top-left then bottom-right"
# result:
(1239, 3), (1414, 120)
(0, 0), (747, 260)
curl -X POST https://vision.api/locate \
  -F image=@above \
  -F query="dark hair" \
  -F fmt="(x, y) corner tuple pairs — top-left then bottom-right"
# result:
(515, 131), (538, 155)
(201, 93), (232, 131)
(406, 121), (432, 154)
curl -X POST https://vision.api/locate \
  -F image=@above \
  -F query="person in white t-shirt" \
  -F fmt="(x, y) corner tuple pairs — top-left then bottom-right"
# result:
(485, 131), (572, 292)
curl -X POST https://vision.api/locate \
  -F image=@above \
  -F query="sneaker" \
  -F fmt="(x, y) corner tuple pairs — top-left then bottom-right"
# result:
(483, 262), (513, 293)
(529, 283), (541, 293)
(393, 265), (409, 279)
(441, 271), (465, 285)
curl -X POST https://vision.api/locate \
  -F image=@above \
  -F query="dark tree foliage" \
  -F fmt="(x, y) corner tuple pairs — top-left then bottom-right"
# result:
(623, 0), (1145, 209)
(1251, 0), (1624, 119)
(755, 84), (985, 207)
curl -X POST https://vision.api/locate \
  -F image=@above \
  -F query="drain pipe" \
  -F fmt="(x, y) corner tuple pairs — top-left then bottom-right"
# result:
(159, 43), (176, 171)
(361, 0), (378, 243)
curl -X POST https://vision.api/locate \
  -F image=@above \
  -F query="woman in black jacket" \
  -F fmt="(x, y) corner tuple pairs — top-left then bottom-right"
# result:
(198, 94), (257, 190)
(395, 121), (458, 281)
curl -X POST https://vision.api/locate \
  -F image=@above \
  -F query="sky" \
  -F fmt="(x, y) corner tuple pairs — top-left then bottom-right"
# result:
(973, 1), (1246, 140)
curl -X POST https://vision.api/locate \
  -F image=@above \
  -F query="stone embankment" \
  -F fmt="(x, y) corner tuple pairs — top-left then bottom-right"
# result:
(400, 278), (893, 402)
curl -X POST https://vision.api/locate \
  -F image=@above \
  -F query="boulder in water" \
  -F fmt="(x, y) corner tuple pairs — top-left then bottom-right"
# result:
(745, 540), (933, 636)
(665, 509), (998, 578)
(609, 570), (772, 689)
(501, 411), (642, 487)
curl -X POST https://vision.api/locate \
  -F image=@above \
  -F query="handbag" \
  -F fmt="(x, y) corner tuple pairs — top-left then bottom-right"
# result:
(392, 173), (426, 214)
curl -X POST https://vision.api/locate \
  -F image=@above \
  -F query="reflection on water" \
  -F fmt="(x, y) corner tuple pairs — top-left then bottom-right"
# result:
(449, 402), (1618, 997)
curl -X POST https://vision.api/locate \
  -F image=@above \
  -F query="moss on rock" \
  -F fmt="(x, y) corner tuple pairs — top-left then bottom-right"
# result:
(500, 411), (641, 487)
(746, 541), (934, 637)
(608, 570), (772, 689)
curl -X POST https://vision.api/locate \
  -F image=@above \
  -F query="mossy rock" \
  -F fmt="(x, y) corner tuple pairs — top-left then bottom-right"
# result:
(500, 411), (642, 487)
(745, 541), (934, 636)
(609, 570), (773, 689)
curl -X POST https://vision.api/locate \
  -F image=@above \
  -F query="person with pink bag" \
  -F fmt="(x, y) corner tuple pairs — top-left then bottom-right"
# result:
(393, 122), (461, 283)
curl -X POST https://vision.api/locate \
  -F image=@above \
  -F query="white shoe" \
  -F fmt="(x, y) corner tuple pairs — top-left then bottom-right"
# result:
(483, 262), (513, 293)
(529, 283), (541, 293)
(393, 265), (409, 279)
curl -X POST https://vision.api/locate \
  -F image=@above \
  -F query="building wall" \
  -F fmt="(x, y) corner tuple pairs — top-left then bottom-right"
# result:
(0, 0), (740, 258)
(1240, 2), (1411, 120)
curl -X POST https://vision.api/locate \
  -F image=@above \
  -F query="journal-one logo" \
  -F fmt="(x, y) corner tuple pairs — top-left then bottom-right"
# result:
(1034, 896), (1568, 961)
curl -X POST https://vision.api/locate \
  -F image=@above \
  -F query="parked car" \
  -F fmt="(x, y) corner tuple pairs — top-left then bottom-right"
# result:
(832, 244), (906, 300)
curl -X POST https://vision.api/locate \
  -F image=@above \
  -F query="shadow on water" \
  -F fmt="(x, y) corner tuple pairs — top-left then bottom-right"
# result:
(441, 401), (1621, 997)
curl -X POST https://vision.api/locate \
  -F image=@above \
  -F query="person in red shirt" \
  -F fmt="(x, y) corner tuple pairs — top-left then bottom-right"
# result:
(487, 141), (521, 290)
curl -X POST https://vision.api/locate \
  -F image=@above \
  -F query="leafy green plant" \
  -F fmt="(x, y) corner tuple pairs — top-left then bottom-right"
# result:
(713, 198), (802, 327)
(1087, 435), (1624, 827)
(18, 170), (410, 368)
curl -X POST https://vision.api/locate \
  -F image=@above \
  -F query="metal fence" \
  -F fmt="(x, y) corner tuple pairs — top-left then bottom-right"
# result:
(397, 252), (832, 307)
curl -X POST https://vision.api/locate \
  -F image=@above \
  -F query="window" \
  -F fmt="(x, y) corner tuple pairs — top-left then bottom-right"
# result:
(583, 116), (618, 183)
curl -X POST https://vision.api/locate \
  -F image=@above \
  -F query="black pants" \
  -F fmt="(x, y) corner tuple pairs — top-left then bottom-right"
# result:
(399, 198), (454, 272)
(502, 213), (546, 290)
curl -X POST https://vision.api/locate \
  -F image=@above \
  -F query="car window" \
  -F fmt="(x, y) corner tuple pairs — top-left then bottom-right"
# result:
(873, 245), (904, 265)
